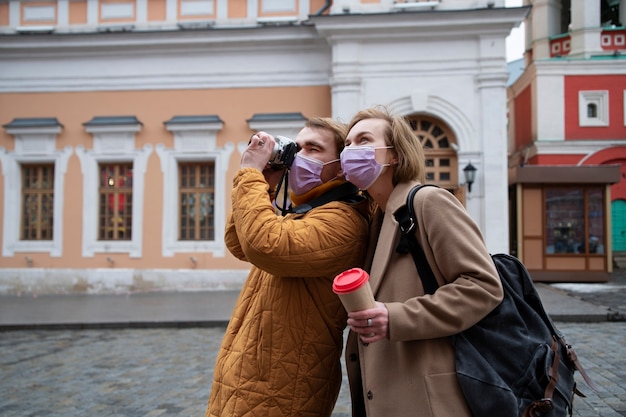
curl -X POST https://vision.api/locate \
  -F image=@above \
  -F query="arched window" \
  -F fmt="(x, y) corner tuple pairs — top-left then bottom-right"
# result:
(406, 115), (458, 188)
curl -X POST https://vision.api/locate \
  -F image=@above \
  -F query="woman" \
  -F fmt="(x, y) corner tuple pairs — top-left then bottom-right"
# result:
(340, 107), (503, 417)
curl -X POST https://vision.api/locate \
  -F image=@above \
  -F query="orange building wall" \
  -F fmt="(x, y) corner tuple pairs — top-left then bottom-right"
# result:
(0, 86), (331, 270)
(0, 3), (9, 26)
(564, 75), (626, 140)
(69, 0), (88, 25)
(148, 0), (167, 21)
(309, 0), (328, 14)
(228, 1), (247, 18)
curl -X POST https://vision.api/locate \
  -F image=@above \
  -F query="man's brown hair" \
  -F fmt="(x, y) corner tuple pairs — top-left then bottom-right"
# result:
(305, 117), (348, 158)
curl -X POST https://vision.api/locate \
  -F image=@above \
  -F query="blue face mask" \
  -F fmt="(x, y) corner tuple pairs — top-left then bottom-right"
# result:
(288, 153), (339, 195)
(340, 146), (393, 190)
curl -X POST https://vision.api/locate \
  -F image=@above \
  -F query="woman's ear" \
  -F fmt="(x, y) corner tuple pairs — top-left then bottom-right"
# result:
(390, 150), (399, 165)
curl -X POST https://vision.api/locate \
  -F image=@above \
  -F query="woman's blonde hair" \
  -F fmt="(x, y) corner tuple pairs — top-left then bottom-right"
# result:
(347, 106), (426, 185)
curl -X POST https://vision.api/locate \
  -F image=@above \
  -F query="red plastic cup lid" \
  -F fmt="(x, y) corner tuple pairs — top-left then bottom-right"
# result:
(333, 268), (369, 294)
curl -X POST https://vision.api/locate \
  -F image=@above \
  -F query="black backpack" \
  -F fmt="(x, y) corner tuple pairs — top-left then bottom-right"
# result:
(394, 184), (597, 417)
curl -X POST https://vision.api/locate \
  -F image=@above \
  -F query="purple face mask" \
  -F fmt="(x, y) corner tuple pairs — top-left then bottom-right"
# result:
(288, 153), (339, 195)
(340, 146), (393, 190)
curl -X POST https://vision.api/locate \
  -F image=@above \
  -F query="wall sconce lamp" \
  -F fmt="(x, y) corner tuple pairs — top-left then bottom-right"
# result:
(106, 257), (115, 267)
(25, 256), (33, 268)
(463, 162), (477, 193)
(190, 256), (197, 269)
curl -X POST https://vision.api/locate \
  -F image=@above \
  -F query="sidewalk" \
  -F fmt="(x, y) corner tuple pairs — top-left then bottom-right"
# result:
(0, 282), (621, 330)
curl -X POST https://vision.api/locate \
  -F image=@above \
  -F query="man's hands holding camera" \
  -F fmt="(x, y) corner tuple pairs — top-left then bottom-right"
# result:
(243, 132), (284, 192)
(242, 131), (275, 172)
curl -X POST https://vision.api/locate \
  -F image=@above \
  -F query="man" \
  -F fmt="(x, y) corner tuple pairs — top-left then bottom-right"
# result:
(206, 117), (372, 417)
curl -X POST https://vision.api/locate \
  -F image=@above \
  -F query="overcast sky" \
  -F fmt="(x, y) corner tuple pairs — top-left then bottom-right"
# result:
(506, 0), (525, 62)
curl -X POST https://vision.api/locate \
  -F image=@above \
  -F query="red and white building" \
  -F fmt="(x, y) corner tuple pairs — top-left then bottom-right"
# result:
(508, 0), (626, 281)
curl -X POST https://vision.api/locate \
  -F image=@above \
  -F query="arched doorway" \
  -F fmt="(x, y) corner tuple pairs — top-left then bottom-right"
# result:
(406, 115), (465, 203)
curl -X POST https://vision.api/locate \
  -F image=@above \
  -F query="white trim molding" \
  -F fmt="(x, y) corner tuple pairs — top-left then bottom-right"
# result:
(579, 90), (609, 127)
(1, 118), (69, 257)
(157, 115), (232, 257)
(77, 116), (149, 258)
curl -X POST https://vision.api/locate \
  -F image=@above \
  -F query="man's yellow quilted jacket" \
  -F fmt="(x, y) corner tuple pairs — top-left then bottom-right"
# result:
(206, 169), (370, 417)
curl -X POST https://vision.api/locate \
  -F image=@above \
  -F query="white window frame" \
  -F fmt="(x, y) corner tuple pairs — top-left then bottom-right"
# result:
(180, 0), (214, 16)
(254, 0), (309, 23)
(261, 0), (296, 13)
(156, 116), (232, 257)
(76, 118), (149, 258)
(101, 2), (135, 20)
(23, 5), (56, 22)
(1, 120), (70, 257)
(578, 90), (609, 127)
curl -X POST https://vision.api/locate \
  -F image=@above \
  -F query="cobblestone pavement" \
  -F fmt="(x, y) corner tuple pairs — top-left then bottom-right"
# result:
(1, 322), (624, 417)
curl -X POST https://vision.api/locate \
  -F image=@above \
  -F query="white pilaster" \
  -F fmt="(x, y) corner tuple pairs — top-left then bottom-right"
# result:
(87, 0), (99, 26)
(9, 0), (19, 27)
(166, 0), (177, 22)
(216, 0), (228, 20)
(569, 0), (602, 58)
(137, 0), (148, 24)
(476, 67), (510, 253)
(534, 71), (565, 141)
(57, 0), (69, 28)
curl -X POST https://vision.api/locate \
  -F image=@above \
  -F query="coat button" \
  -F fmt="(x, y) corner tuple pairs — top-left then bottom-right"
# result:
(349, 353), (358, 362)
(367, 391), (373, 400)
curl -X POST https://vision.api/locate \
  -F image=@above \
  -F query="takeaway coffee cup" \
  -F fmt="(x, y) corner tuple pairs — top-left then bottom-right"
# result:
(332, 268), (377, 312)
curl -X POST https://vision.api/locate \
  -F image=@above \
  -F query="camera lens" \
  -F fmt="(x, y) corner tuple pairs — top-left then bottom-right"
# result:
(269, 136), (298, 169)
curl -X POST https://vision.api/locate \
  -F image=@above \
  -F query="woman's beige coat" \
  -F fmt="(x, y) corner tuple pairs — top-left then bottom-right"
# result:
(207, 168), (371, 417)
(345, 182), (503, 417)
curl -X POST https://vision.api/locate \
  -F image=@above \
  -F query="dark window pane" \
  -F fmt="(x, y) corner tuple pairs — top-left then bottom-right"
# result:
(179, 162), (216, 241)
(21, 164), (54, 241)
(98, 163), (132, 241)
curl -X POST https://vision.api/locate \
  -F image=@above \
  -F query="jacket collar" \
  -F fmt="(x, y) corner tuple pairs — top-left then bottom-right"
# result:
(368, 181), (421, 294)
(289, 178), (346, 207)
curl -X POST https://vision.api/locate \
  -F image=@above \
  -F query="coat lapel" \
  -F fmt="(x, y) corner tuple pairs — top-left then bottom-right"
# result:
(368, 181), (420, 295)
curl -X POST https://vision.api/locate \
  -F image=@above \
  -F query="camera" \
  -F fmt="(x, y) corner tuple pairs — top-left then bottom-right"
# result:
(267, 135), (299, 170)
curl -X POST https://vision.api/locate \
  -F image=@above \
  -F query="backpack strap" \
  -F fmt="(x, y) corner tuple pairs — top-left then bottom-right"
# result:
(394, 184), (440, 295)
(293, 182), (363, 214)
